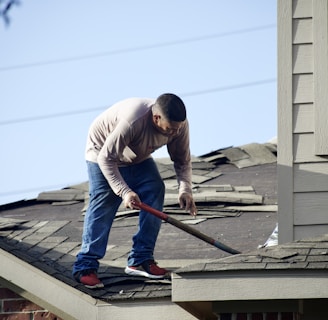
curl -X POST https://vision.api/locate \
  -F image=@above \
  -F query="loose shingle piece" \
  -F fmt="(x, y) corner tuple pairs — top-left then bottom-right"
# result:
(200, 142), (277, 168)
(36, 143), (276, 217)
(0, 217), (27, 230)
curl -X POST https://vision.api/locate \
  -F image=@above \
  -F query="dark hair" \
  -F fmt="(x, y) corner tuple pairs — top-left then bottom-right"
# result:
(154, 93), (186, 122)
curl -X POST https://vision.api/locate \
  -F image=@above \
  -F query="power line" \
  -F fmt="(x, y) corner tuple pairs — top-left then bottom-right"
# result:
(0, 105), (107, 125)
(0, 24), (276, 72)
(0, 77), (276, 126)
(180, 78), (276, 97)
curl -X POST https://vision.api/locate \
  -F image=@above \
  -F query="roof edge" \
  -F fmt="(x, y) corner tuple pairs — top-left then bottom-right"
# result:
(0, 248), (197, 320)
(172, 270), (328, 302)
(0, 248), (98, 320)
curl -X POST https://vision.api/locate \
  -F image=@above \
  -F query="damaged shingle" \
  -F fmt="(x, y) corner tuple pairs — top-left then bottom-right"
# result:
(258, 248), (299, 260)
(0, 217), (27, 230)
(0, 141), (279, 304)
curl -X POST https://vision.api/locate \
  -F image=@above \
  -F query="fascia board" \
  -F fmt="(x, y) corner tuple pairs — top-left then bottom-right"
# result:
(172, 271), (328, 302)
(96, 301), (198, 320)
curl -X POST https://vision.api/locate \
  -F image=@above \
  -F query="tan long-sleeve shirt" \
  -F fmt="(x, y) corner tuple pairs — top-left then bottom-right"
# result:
(85, 97), (192, 198)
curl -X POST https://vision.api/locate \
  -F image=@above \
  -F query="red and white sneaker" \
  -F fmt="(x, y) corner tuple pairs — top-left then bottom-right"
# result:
(75, 270), (104, 289)
(125, 260), (170, 279)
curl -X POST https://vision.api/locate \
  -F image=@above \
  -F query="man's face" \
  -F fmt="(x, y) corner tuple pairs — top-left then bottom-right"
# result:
(153, 115), (183, 137)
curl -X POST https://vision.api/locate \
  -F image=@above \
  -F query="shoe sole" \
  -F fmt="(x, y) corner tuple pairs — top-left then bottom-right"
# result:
(124, 266), (167, 279)
(84, 282), (104, 289)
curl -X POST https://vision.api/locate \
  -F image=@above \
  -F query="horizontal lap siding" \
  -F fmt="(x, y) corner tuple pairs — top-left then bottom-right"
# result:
(293, 103), (314, 134)
(294, 224), (328, 239)
(293, 134), (328, 163)
(292, 74), (313, 103)
(294, 159), (328, 228)
(293, 19), (312, 44)
(290, 1), (313, 237)
(294, 192), (328, 224)
(293, 104), (313, 133)
(291, 0), (328, 234)
(313, 0), (328, 155)
(293, 0), (313, 18)
(293, 44), (313, 74)
(278, 0), (328, 242)
(294, 163), (328, 192)
(292, 5), (314, 164)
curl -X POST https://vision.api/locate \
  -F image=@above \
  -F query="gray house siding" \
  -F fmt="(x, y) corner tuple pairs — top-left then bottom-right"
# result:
(278, 0), (328, 243)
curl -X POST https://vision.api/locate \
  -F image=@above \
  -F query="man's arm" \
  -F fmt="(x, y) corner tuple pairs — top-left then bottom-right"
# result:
(97, 120), (141, 208)
(167, 120), (197, 216)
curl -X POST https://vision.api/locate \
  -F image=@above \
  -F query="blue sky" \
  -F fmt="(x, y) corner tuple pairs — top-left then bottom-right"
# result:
(0, 1), (277, 205)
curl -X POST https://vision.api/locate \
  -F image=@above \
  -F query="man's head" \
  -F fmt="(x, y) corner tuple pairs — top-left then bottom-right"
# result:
(152, 93), (186, 136)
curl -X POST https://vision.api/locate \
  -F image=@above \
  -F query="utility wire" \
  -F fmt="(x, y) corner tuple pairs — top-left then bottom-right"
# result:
(180, 78), (276, 97)
(0, 105), (107, 125)
(0, 77), (276, 126)
(0, 24), (276, 72)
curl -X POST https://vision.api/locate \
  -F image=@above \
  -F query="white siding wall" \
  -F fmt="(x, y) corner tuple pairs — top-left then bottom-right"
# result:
(278, 0), (328, 242)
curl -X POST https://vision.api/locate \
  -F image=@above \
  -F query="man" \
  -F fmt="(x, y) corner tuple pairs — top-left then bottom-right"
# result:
(73, 93), (197, 289)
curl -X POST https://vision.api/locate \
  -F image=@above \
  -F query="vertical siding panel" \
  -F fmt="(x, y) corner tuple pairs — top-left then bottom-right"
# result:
(313, 0), (328, 155)
(278, 0), (294, 243)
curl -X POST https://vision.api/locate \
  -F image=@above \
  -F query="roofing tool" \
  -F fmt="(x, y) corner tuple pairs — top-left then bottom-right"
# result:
(132, 201), (241, 255)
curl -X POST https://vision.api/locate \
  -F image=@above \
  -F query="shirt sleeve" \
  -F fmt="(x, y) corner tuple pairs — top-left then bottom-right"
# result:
(167, 120), (193, 195)
(97, 120), (135, 198)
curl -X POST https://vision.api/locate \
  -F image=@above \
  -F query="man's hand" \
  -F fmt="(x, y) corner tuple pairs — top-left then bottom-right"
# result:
(179, 193), (197, 217)
(123, 191), (141, 210)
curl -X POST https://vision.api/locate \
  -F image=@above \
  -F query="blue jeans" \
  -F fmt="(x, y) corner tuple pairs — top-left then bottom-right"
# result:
(73, 158), (165, 275)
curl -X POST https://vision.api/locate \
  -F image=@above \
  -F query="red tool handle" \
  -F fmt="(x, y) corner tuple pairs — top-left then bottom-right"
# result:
(132, 201), (240, 255)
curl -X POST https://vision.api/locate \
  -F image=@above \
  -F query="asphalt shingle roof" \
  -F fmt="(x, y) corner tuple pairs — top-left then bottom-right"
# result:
(0, 142), (278, 302)
(175, 234), (328, 274)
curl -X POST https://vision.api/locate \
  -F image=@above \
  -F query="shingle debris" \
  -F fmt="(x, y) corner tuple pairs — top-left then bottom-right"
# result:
(0, 217), (27, 231)
(0, 141), (278, 302)
(35, 143), (277, 226)
(175, 234), (328, 274)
